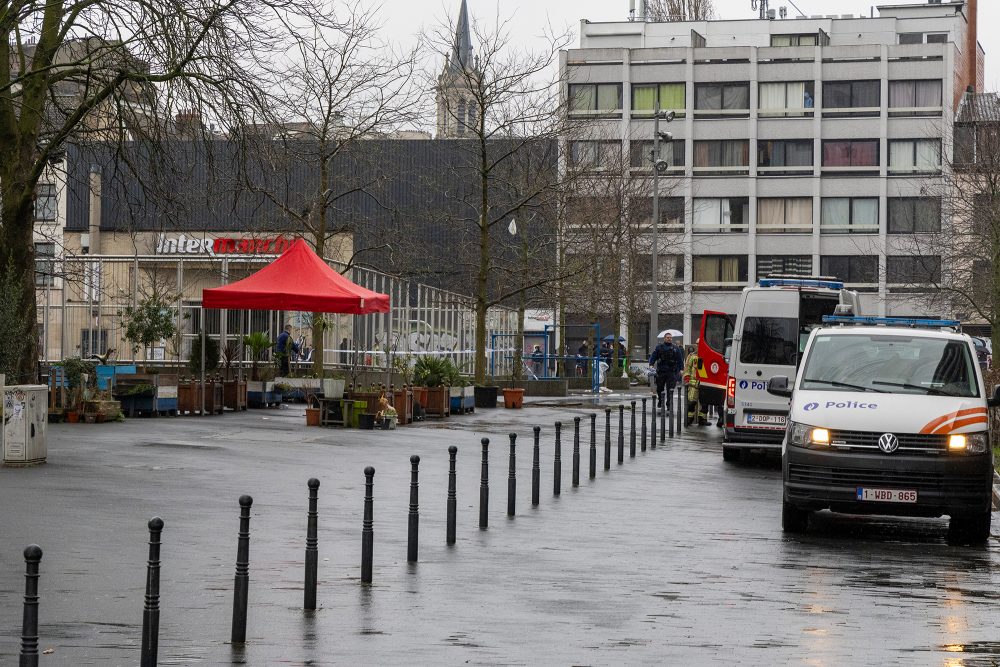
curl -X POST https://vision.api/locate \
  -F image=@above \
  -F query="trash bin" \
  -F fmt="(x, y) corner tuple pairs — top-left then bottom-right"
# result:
(2, 383), (48, 467)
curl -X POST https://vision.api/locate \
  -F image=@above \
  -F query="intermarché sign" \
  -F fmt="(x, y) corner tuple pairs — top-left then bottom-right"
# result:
(155, 234), (296, 256)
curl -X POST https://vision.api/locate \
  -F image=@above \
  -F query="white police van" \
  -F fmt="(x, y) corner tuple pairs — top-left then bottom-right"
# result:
(723, 277), (860, 461)
(769, 315), (997, 545)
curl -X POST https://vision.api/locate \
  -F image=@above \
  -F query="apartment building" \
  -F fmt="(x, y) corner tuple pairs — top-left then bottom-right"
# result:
(561, 0), (984, 348)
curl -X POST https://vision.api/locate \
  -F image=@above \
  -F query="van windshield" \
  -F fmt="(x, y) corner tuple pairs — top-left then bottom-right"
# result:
(800, 334), (980, 398)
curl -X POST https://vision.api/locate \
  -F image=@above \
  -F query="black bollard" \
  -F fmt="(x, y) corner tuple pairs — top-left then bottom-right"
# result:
(507, 433), (517, 517)
(231, 495), (253, 643)
(531, 427), (541, 506)
(665, 387), (672, 440)
(678, 385), (684, 433)
(589, 413), (597, 479)
(20, 544), (42, 667)
(304, 479), (320, 611)
(361, 467), (375, 583)
(446, 446), (457, 545)
(617, 405), (625, 465)
(630, 401), (637, 458)
(479, 438), (489, 529)
(604, 408), (612, 470)
(651, 397), (657, 449)
(572, 417), (581, 487)
(641, 398), (648, 452)
(141, 518), (163, 667)
(407, 456), (420, 563)
(553, 422), (562, 496)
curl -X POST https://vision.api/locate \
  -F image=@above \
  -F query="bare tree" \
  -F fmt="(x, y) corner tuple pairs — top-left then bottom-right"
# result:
(420, 9), (573, 384)
(891, 99), (1000, 352)
(0, 0), (346, 382)
(244, 5), (421, 376)
(644, 0), (716, 21)
(561, 129), (686, 376)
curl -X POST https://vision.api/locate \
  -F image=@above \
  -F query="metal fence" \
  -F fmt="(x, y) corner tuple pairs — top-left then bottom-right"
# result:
(38, 254), (518, 377)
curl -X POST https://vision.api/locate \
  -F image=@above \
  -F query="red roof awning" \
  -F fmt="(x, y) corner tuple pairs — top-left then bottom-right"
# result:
(202, 238), (390, 314)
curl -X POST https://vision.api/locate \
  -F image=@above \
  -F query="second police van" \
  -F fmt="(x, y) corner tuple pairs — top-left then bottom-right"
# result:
(723, 276), (861, 461)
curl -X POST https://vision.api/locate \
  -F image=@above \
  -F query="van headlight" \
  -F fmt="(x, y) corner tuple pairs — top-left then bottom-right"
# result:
(788, 422), (828, 448)
(949, 432), (989, 455)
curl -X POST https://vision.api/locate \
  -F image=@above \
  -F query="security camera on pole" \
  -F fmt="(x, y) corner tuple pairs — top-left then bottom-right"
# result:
(649, 104), (675, 351)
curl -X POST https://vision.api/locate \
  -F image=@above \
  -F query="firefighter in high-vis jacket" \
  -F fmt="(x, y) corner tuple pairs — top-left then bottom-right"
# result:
(683, 343), (708, 426)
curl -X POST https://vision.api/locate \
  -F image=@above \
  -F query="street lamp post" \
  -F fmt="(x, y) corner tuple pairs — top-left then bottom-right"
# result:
(649, 104), (675, 351)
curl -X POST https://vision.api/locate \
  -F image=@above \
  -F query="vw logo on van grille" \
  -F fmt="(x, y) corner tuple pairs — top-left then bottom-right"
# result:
(878, 433), (899, 454)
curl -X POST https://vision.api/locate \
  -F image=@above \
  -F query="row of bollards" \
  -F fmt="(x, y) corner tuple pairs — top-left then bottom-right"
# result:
(16, 392), (680, 665)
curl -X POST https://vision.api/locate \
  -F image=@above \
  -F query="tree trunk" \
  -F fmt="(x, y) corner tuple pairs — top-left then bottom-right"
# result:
(0, 169), (39, 384)
(474, 158), (490, 385)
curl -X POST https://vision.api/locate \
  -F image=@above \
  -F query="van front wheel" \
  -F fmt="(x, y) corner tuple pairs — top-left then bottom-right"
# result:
(947, 512), (991, 546)
(782, 500), (809, 533)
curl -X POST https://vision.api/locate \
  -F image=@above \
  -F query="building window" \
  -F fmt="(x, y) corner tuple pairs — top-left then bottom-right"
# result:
(821, 140), (879, 170)
(926, 33), (948, 44)
(693, 198), (749, 233)
(887, 255), (941, 284)
(80, 329), (109, 357)
(821, 80), (879, 116)
(467, 103), (477, 131)
(770, 34), (818, 47)
(456, 99), (466, 134)
(694, 82), (750, 117)
(631, 83), (686, 116)
(693, 255), (748, 286)
(888, 198), (941, 233)
(757, 198), (812, 233)
(569, 83), (623, 114)
(629, 197), (685, 231)
(888, 139), (941, 173)
(636, 253), (685, 285)
(758, 81), (814, 117)
(820, 256), (878, 286)
(898, 33), (923, 45)
(888, 80), (942, 116)
(757, 255), (812, 277)
(693, 140), (749, 173)
(629, 140), (685, 170)
(568, 141), (621, 170)
(758, 139), (813, 173)
(820, 198), (878, 234)
(34, 242), (55, 287)
(34, 184), (57, 222)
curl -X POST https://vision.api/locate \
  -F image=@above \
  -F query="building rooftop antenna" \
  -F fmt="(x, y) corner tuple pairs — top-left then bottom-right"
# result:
(751, 0), (769, 20)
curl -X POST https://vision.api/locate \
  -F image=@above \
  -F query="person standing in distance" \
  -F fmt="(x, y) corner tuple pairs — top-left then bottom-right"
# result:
(276, 324), (300, 377)
(649, 332), (683, 408)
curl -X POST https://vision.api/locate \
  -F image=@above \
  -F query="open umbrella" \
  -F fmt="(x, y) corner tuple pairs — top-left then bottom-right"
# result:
(657, 329), (684, 339)
(602, 334), (626, 342)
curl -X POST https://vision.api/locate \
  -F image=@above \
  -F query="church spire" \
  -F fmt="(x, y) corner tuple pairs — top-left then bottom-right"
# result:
(449, 0), (472, 73)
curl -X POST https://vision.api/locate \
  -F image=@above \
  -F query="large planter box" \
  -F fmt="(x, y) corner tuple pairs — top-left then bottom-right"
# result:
(322, 378), (346, 399)
(115, 373), (178, 416)
(223, 380), (247, 411)
(449, 386), (475, 414)
(391, 387), (413, 425)
(247, 382), (282, 408)
(95, 365), (138, 390)
(423, 386), (450, 418)
(83, 399), (121, 423)
(474, 385), (499, 408)
(347, 390), (381, 416)
(177, 380), (224, 415)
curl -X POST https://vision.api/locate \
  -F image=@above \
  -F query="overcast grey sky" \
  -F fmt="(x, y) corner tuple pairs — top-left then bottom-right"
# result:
(382, 0), (999, 90)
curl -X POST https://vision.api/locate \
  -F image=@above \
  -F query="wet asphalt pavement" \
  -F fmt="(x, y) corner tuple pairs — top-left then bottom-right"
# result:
(1, 393), (999, 666)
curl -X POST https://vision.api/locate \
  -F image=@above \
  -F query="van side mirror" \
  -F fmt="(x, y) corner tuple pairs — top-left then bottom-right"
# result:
(988, 384), (1000, 408)
(767, 376), (792, 397)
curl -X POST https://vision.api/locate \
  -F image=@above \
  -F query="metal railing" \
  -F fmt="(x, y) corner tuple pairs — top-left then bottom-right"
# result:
(37, 254), (518, 377)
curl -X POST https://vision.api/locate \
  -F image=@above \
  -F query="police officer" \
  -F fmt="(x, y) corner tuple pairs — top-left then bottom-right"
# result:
(649, 332), (683, 408)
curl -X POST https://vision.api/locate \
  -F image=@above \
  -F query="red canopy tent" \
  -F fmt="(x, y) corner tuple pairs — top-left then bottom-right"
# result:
(203, 238), (390, 313)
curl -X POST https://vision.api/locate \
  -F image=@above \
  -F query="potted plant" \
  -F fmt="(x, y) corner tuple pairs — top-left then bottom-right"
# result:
(305, 396), (321, 426)
(57, 357), (96, 422)
(243, 332), (273, 384)
(118, 294), (178, 370)
(321, 373), (346, 399)
(502, 385), (525, 409)
(413, 356), (455, 418)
